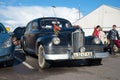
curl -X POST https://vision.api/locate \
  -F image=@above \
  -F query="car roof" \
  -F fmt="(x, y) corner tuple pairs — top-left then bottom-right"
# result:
(31, 17), (71, 23)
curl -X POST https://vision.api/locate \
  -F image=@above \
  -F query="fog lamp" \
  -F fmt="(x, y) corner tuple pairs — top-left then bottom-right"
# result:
(80, 47), (85, 52)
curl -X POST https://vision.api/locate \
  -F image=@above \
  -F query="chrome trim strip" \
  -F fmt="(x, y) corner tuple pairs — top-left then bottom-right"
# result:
(44, 52), (109, 60)
(93, 52), (110, 58)
(44, 54), (71, 60)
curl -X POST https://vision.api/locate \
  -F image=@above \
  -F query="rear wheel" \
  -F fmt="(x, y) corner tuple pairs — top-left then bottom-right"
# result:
(113, 44), (119, 54)
(38, 45), (50, 69)
(22, 40), (26, 51)
(87, 58), (102, 66)
(22, 40), (28, 54)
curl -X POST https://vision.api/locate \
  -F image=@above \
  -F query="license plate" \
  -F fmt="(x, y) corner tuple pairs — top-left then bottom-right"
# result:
(73, 52), (93, 58)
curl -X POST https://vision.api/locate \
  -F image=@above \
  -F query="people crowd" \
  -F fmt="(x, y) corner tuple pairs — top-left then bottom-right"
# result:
(92, 25), (120, 54)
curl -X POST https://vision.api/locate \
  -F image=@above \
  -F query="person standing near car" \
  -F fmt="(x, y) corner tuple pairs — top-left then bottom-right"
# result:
(107, 25), (120, 54)
(92, 25), (101, 38)
(99, 27), (107, 44)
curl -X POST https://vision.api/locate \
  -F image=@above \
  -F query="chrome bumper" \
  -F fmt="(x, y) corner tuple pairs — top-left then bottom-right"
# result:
(44, 52), (109, 60)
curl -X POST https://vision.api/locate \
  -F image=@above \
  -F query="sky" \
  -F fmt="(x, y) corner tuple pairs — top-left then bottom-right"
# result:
(0, 0), (120, 31)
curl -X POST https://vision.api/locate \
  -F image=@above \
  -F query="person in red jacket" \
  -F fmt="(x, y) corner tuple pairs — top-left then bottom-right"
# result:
(92, 25), (101, 38)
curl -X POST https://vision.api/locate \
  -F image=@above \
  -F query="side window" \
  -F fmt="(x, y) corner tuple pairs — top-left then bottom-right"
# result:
(26, 22), (32, 32)
(0, 23), (6, 33)
(65, 23), (71, 28)
(40, 20), (52, 29)
(32, 21), (38, 30)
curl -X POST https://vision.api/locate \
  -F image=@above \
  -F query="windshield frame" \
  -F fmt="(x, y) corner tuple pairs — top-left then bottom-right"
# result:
(39, 18), (72, 29)
(0, 23), (7, 33)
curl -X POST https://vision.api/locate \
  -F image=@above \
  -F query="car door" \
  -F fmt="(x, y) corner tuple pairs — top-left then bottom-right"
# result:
(24, 20), (39, 53)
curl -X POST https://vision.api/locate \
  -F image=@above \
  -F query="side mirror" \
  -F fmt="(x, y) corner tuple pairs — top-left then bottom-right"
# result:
(6, 27), (10, 32)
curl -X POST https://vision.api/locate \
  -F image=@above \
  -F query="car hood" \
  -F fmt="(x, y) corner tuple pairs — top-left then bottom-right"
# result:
(0, 33), (10, 43)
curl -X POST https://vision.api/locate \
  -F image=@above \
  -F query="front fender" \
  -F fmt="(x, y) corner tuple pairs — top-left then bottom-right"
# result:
(36, 36), (54, 45)
(35, 35), (55, 54)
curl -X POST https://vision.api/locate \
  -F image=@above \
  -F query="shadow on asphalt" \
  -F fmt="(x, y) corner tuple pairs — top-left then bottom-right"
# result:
(51, 60), (88, 68)
(0, 49), (26, 68)
(13, 49), (26, 66)
(50, 60), (102, 69)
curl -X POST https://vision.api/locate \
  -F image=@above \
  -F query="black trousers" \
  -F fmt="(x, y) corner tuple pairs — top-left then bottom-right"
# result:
(109, 40), (115, 54)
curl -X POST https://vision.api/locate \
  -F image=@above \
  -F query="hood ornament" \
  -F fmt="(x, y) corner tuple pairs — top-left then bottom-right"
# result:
(53, 23), (61, 36)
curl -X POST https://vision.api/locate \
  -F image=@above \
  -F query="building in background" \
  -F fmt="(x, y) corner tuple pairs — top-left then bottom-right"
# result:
(74, 5), (120, 36)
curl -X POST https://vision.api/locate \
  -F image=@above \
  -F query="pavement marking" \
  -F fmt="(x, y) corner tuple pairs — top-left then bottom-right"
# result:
(14, 56), (34, 69)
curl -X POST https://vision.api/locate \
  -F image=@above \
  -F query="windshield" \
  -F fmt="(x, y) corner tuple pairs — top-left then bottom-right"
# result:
(40, 19), (72, 29)
(0, 23), (7, 33)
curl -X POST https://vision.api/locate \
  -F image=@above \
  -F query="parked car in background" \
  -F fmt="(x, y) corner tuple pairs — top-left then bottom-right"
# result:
(21, 17), (109, 69)
(0, 23), (15, 66)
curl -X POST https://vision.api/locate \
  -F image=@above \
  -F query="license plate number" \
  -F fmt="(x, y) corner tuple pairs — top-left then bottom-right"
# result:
(73, 52), (93, 57)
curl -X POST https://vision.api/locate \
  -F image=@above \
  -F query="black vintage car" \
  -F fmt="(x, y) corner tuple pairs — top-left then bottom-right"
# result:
(21, 17), (109, 69)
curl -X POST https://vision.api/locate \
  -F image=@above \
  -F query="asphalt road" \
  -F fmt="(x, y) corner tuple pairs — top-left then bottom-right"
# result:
(0, 49), (120, 80)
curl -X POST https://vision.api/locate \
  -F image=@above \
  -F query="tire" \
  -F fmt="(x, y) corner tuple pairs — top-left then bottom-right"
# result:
(113, 44), (119, 54)
(19, 40), (23, 49)
(22, 40), (26, 51)
(38, 45), (50, 69)
(6, 59), (14, 67)
(22, 40), (28, 54)
(87, 58), (102, 66)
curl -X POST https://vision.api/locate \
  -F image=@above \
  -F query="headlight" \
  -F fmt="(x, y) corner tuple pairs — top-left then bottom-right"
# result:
(52, 37), (60, 45)
(1, 37), (12, 48)
(93, 37), (101, 44)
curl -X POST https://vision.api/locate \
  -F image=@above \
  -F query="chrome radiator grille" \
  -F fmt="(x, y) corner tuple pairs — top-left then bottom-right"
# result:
(72, 29), (84, 52)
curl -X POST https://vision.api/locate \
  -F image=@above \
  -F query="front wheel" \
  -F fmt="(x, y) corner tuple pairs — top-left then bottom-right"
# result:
(7, 60), (14, 66)
(38, 45), (50, 69)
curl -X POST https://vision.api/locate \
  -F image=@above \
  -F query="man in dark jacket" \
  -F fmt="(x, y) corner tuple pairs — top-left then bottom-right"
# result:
(107, 25), (120, 54)
(13, 27), (26, 40)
